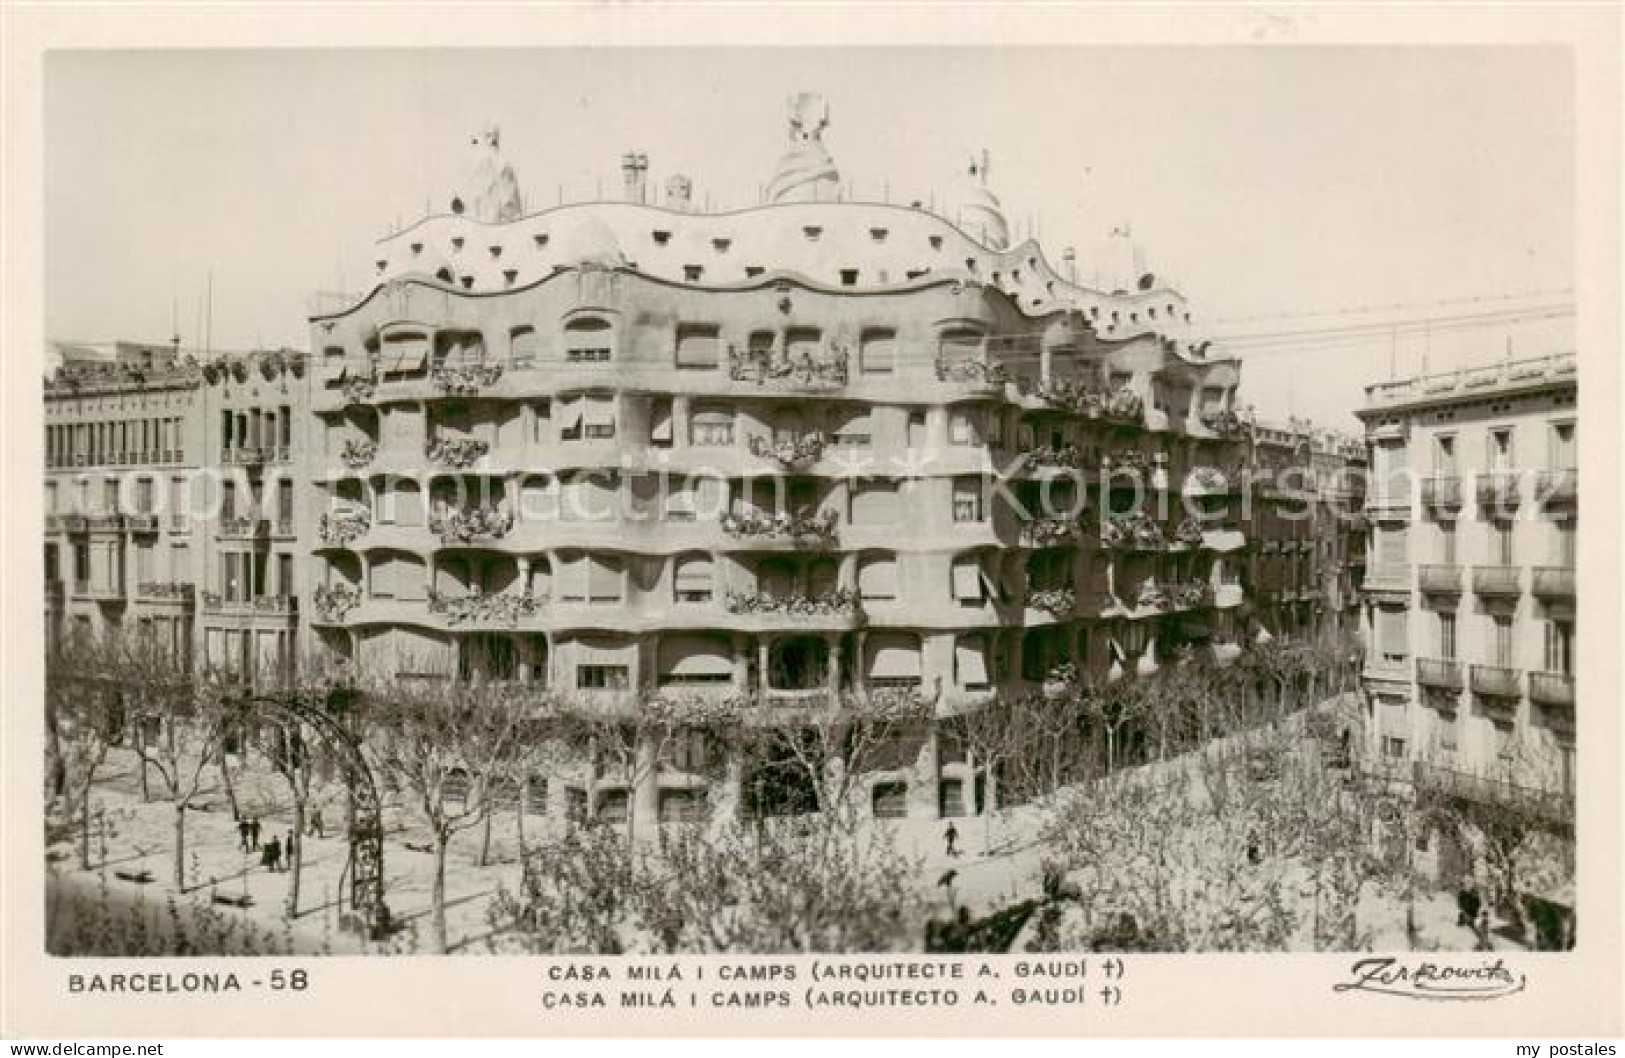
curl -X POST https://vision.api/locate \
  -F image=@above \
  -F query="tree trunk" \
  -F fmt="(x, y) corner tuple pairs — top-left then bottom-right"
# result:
(285, 796), (305, 919)
(79, 794), (93, 871)
(219, 753), (241, 821)
(173, 803), (187, 891)
(478, 806), (493, 867)
(514, 794), (528, 862)
(430, 831), (450, 954)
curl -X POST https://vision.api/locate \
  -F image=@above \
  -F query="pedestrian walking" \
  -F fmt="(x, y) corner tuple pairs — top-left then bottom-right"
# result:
(248, 817), (261, 850)
(308, 808), (324, 839)
(285, 831), (297, 867)
(1474, 909), (1494, 951)
(266, 835), (283, 873)
(943, 821), (959, 858)
(259, 838), (275, 872)
(237, 818), (251, 852)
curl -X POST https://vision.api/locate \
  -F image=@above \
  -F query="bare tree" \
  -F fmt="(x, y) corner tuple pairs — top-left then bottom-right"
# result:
(361, 667), (531, 953)
(736, 686), (933, 833)
(124, 642), (232, 891)
(44, 628), (121, 870)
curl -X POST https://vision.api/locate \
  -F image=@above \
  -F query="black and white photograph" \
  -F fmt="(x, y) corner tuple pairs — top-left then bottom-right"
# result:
(3, 5), (1621, 1044)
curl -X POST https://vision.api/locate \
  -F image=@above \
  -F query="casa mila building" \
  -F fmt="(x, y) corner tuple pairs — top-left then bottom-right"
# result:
(299, 96), (1308, 823)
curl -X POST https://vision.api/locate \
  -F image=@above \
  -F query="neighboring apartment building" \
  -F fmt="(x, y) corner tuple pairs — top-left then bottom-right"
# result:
(299, 101), (1283, 823)
(1356, 351), (1577, 835)
(43, 340), (309, 680)
(1248, 420), (1368, 649)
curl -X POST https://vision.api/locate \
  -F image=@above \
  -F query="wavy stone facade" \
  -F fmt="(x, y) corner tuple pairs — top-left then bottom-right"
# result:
(301, 122), (1268, 820)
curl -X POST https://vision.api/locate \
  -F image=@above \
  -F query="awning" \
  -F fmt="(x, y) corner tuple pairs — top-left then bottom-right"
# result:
(1211, 642), (1242, 666)
(859, 558), (899, 599)
(1255, 625), (1275, 645)
(1109, 638), (1127, 664)
(980, 570), (1004, 603)
(675, 334), (720, 368)
(1203, 529), (1247, 553)
(674, 558), (713, 592)
(952, 562), (982, 601)
(869, 638), (922, 679)
(660, 638), (734, 678)
(650, 409), (673, 442)
(955, 640), (990, 686)
(559, 406), (585, 433)
(1106, 659), (1125, 683)
(585, 403), (616, 430)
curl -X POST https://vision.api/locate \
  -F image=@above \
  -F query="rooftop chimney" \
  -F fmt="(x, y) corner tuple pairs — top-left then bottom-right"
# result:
(621, 151), (649, 205)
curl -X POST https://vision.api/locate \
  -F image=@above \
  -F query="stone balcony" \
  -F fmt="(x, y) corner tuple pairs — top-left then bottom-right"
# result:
(1532, 566), (1576, 601)
(1418, 563), (1463, 596)
(1420, 475), (1463, 511)
(1528, 670), (1575, 708)
(1471, 565), (1522, 598)
(201, 593), (299, 618)
(1415, 657), (1463, 691)
(1469, 663), (1523, 700)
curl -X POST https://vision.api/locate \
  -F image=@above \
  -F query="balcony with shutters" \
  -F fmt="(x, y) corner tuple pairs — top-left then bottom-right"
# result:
(1471, 565), (1522, 599)
(1528, 670), (1574, 709)
(1420, 475), (1463, 512)
(1532, 566), (1575, 602)
(1469, 663), (1522, 701)
(1418, 563), (1463, 597)
(1415, 657), (1463, 691)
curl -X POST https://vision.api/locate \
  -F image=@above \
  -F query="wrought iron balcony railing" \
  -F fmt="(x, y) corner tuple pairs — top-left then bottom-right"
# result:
(1420, 475), (1463, 509)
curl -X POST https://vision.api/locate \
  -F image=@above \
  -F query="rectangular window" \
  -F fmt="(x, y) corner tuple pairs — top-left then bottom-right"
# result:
(649, 398), (674, 447)
(849, 481), (901, 525)
(1492, 615), (1513, 666)
(828, 408), (872, 448)
(952, 477), (984, 523)
(1487, 428), (1514, 471)
(103, 479), (120, 514)
(674, 325), (721, 370)
(586, 555), (623, 603)
(1550, 421), (1576, 469)
(1439, 612), (1456, 659)
(951, 559), (983, 604)
(859, 329), (897, 375)
(1382, 736), (1406, 761)
(1544, 621), (1573, 675)
(689, 407), (735, 447)
(577, 665), (629, 690)
(1434, 434), (1456, 474)
(949, 409), (982, 447)
(135, 477), (154, 514)
(1377, 608), (1408, 666)
(1493, 521), (1514, 565)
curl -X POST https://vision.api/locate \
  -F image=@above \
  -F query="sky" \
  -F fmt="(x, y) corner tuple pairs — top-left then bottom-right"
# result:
(45, 48), (1574, 431)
